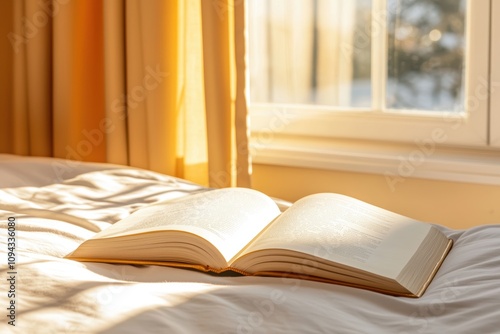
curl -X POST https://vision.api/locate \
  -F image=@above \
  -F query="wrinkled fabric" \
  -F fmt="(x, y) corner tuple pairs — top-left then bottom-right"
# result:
(0, 155), (499, 333)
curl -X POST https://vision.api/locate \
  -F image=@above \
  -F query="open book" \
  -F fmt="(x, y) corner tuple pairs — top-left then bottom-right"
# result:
(67, 188), (452, 297)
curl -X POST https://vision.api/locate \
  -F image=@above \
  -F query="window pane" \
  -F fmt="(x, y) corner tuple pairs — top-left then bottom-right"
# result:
(248, 0), (372, 108)
(386, 0), (467, 112)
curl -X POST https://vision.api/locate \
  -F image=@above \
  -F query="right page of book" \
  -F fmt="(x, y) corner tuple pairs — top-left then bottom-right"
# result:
(239, 193), (433, 279)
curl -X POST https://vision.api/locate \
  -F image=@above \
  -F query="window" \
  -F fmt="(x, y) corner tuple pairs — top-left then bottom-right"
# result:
(247, 0), (500, 186)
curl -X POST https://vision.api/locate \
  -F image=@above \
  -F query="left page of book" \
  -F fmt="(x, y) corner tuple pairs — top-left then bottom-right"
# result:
(70, 188), (282, 267)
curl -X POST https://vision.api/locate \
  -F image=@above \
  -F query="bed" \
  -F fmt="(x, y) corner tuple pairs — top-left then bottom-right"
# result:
(1, 154), (499, 333)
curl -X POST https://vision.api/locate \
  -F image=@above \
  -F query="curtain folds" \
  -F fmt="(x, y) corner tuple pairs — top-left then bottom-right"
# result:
(248, 0), (355, 106)
(0, 0), (250, 188)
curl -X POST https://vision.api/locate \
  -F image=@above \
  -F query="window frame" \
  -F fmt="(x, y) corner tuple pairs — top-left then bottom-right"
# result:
(247, 0), (500, 186)
(491, 0), (500, 147)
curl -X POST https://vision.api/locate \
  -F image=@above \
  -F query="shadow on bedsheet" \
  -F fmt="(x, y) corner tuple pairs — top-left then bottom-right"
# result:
(83, 262), (245, 284)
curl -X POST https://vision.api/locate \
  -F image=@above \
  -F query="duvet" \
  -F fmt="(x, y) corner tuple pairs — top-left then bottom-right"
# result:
(0, 154), (499, 333)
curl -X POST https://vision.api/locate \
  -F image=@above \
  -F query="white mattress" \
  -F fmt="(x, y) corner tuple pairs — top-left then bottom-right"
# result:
(0, 154), (499, 333)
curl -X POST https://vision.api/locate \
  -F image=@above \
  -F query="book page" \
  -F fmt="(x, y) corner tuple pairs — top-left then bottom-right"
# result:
(91, 188), (281, 264)
(238, 193), (432, 278)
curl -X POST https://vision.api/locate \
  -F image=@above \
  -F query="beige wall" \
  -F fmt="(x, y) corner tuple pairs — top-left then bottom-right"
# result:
(252, 163), (500, 229)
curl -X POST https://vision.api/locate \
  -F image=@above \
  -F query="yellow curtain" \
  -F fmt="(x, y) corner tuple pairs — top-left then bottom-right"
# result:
(0, 0), (250, 188)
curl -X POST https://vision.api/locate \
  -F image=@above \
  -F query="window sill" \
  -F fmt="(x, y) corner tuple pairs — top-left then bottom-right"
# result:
(250, 134), (500, 190)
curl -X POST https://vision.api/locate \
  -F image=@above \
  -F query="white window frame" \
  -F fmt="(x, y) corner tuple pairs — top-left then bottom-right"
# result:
(491, 0), (500, 147)
(248, 0), (500, 186)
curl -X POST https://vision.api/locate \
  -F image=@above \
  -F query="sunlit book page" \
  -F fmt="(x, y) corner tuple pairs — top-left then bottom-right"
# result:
(91, 188), (281, 264)
(239, 193), (431, 279)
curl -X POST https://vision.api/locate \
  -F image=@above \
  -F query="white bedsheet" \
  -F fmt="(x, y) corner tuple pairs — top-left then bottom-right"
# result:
(0, 154), (499, 333)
